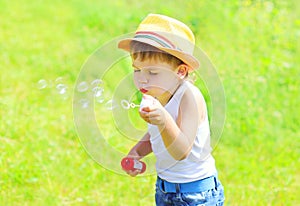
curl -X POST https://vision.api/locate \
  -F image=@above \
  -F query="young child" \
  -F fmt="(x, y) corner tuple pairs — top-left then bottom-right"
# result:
(118, 13), (225, 205)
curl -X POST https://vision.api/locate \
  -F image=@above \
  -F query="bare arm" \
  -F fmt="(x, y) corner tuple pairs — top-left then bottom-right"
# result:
(124, 132), (152, 177)
(140, 87), (205, 160)
(127, 132), (152, 159)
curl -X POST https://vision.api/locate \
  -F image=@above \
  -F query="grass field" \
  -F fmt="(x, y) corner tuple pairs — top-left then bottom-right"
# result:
(1, 0), (299, 205)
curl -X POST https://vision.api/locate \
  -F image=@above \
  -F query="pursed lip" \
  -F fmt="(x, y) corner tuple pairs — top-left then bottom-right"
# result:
(140, 88), (148, 93)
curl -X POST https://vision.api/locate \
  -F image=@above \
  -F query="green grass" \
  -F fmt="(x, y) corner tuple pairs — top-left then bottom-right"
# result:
(1, 0), (299, 205)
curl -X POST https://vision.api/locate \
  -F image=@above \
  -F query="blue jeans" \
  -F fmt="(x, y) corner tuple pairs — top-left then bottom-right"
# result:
(155, 175), (225, 206)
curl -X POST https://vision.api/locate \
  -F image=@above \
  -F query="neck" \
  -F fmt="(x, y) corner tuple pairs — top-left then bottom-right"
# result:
(157, 91), (173, 106)
(157, 81), (183, 106)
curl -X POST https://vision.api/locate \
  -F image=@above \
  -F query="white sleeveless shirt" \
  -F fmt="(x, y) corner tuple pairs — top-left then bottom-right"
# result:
(148, 81), (217, 183)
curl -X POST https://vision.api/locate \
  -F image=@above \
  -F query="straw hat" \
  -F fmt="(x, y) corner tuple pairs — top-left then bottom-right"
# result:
(118, 14), (199, 70)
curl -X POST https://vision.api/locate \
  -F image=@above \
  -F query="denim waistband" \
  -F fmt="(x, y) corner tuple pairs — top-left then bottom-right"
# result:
(157, 175), (217, 193)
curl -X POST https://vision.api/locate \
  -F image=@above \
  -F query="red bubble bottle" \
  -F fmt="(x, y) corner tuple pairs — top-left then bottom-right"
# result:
(121, 157), (146, 174)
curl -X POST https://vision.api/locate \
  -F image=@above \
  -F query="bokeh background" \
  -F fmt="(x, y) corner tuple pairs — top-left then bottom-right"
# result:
(1, 0), (299, 205)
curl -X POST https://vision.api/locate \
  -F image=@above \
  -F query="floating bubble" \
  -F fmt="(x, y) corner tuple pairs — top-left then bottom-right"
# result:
(56, 84), (67, 94)
(79, 98), (89, 109)
(37, 79), (47, 89)
(55, 76), (64, 83)
(92, 86), (104, 97)
(121, 100), (130, 110)
(105, 99), (117, 110)
(36, 76), (71, 100)
(77, 81), (89, 92)
(95, 95), (105, 104)
(91, 79), (103, 87)
(92, 86), (105, 103)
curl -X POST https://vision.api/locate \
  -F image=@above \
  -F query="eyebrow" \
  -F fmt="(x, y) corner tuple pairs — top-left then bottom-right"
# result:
(132, 64), (140, 69)
(132, 64), (159, 71)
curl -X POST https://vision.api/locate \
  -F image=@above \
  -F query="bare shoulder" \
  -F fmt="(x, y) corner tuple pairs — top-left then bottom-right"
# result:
(182, 82), (205, 105)
(180, 82), (207, 122)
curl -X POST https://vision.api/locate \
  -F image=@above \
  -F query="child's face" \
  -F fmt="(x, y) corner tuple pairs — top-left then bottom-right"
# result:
(132, 58), (181, 100)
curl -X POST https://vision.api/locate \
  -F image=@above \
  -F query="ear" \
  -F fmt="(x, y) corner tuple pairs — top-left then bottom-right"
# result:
(176, 64), (189, 79)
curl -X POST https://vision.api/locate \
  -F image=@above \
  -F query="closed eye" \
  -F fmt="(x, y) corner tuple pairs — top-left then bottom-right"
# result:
(149, 70), (158, 75)
(132, 64), (141, 73)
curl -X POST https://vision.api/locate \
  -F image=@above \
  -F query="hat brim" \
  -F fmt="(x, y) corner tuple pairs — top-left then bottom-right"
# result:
(118, 38), (200, 71)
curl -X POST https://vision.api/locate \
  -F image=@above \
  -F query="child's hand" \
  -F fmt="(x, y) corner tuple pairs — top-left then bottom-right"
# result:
(139, 95), (167, 126)
(122, 151), (142, 177)
(125, 168), (142, 177)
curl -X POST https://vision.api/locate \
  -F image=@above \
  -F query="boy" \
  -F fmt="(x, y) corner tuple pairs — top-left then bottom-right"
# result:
(118, 13), (224, 206)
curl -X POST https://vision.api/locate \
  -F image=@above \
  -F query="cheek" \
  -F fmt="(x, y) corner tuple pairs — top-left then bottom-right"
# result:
(133, 77), (139, 89)
(133, 73), (141, 88)
(151, 75), (179, 91)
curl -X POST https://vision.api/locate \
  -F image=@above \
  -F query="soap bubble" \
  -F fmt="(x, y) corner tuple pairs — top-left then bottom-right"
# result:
(104, 99), (117, 110)
(91, 79), (103, 87)
(55, 76), (64, 83)
(92, 86), (104, 97)
(56, 83), (67, 95)
(37, 79), (47, 89)
(95, 95), (105, 104)
(93, 86), (105, 104)
(56, 83), (68, 100)
(79, 98), (89, 109)
(77, 81), (89, 92)
(120, 100), (131, 110)
(36, 77), (72, 100)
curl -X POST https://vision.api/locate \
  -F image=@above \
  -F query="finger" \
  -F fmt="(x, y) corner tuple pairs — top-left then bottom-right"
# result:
(141, 106), (151, 112)
(139, 110), (151, 119)
(127, 170), (140, 177)
(139, 113), (148, 121)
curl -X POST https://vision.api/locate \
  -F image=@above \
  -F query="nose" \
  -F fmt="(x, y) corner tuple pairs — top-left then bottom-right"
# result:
(139, 78), (148, 84)
(138, 72), (148, 84)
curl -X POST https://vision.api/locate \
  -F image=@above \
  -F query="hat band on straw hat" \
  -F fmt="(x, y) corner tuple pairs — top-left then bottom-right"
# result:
(118, 14), (200, 70)
(134, 31), (182, 51)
